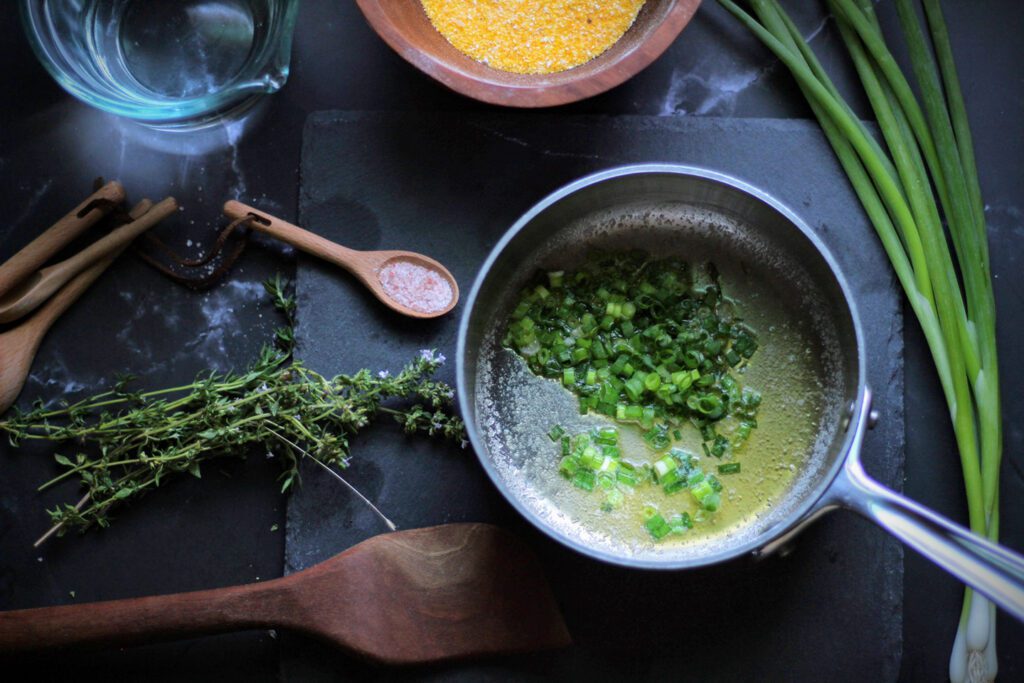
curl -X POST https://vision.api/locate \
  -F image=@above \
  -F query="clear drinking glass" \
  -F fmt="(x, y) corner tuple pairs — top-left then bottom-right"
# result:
(20, 0), (300, 127)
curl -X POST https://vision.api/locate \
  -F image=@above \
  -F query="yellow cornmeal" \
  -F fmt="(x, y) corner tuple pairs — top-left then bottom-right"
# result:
(420, 0), (646, 75)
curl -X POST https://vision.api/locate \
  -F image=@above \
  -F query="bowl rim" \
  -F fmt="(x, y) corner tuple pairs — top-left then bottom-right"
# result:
(354, 0), (703, 107)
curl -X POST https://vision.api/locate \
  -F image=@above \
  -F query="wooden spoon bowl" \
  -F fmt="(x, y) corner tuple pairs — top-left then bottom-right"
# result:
(355, 0), (702, 107)
(223, 200), (459, 318)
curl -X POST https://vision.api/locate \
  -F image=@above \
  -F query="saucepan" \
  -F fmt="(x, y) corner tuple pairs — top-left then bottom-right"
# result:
(456, 165), (1024, 620)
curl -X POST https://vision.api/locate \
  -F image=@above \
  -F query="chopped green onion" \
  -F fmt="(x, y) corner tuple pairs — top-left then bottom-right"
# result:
(690, 479), (713, 503)
(663, 478), (688, 495)
(548, 424), (565, 442)
(641, 406), (656, 429)
(503, 252), (761, 439)
(580, 446), (602, 470)
(643, 424), (671, 451)
(572, 469), (596, 492)
(652, 455), (677, 482)
(550, 425), (734, 539)
(669, 512), (693, 533)
(644, 373), (662, 391)
(558, 456), (579, 478)
(601, 444), (621, 459)
(617, 468), (640, 487)
(644, 513), (672, 540)
(718, 462), (741, 475)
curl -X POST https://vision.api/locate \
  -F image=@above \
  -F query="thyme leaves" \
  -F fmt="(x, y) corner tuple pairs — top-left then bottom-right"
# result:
(1, 276), (464, 541)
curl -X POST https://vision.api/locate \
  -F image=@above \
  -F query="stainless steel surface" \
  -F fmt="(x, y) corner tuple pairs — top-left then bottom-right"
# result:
(456, 165), (1024, 619)
(830, 392), (1024, 621)
(458, 165), (864, 567)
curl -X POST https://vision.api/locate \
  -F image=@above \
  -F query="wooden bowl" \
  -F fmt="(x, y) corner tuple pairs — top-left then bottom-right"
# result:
(355, 0), (703, 107)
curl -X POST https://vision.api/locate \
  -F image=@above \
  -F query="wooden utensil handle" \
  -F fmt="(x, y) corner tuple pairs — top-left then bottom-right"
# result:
(0, 181), (125, 298)
(26, 200), (157, 333)
(223, 200), (359, 272)
(0, 580), (284, 652)
(55, 197), (178, 279)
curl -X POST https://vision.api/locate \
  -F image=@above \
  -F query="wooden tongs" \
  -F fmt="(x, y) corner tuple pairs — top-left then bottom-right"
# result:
(0, 183), (177, 414)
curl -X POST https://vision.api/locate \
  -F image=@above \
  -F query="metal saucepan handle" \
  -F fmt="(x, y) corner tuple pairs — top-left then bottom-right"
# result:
(832, 391), (1024, 621)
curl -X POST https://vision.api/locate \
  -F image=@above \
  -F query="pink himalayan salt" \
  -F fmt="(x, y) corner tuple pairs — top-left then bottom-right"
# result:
(378, 260), (453, 313)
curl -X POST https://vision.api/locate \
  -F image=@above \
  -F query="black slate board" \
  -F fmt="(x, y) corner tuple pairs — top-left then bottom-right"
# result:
(282, 113), (904, 682)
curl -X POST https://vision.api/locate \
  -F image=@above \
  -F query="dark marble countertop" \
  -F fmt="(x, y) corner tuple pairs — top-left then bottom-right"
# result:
(0, 2), (1021, 681)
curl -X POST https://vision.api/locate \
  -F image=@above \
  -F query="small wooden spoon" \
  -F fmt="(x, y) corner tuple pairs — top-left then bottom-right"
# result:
(0, 201), (153, 415)
(0, 197), (178, 323)
(223, 200), (459, 318)
(0, 181), (125, 299)
(0, 523), (571, 664)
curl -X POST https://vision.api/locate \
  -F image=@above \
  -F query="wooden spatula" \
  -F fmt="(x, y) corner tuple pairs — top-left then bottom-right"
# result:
(0, 524), (571, 664)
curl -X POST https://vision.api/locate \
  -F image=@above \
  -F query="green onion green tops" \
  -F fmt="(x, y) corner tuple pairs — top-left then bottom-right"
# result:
(504, 252), (762, 455)
(554, 425), (733, 540)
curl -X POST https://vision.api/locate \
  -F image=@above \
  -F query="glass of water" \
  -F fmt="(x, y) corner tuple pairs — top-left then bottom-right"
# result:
(20, 0), (300, 127)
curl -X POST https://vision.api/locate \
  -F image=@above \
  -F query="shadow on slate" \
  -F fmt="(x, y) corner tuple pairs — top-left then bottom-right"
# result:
(281, 113), (904, 682)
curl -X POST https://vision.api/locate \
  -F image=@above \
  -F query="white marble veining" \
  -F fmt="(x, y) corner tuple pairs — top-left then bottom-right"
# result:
(658, 7), (834, 117)
(26, 354), (93, 396)
(224, 118), (249, 200)
(659, 63), (771, 116)
(193, 279), (268, 362)
(4, 179), (54, 239)
(466, 121), (602, 161)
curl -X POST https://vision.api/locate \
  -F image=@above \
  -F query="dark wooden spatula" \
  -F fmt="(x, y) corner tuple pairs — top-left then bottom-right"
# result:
(0, 524), (570, 664)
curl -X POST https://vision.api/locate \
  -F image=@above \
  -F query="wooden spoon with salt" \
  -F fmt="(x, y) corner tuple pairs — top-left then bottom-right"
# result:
(223, 200), (458, 318)
(0, 524), (571, 664)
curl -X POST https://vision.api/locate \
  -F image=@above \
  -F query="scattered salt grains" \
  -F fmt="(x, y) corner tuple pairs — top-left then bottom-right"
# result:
(378, 260), (453, 314)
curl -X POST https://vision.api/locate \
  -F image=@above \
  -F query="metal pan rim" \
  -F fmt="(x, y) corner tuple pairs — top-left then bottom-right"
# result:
(457, 163), (868, 570)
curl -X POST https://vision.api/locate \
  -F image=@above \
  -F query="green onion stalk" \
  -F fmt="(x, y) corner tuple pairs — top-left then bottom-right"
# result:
(717, 1), (1002, 680)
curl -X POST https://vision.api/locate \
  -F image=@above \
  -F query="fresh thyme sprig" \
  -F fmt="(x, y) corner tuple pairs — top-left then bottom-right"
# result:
(0, 276), (465, 541)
